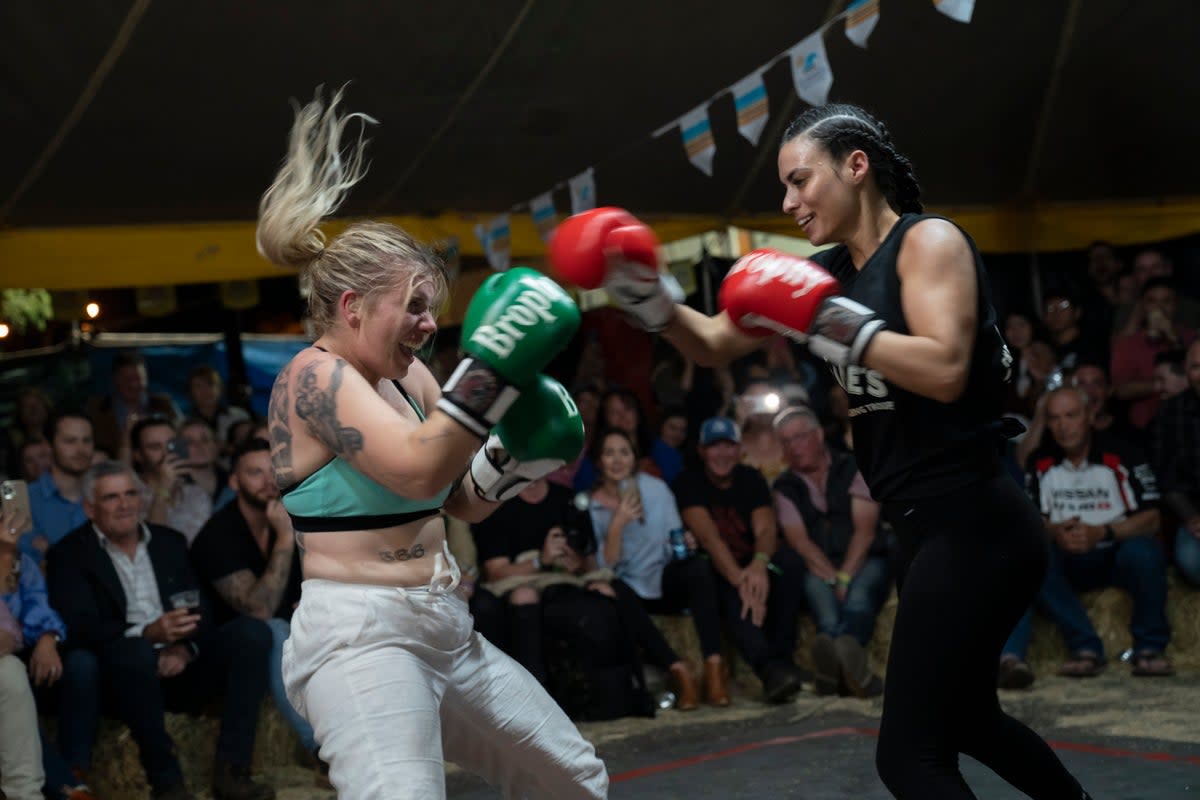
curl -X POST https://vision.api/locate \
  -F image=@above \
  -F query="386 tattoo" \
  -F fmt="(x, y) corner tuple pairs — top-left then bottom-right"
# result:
(378, 544), (425, 563)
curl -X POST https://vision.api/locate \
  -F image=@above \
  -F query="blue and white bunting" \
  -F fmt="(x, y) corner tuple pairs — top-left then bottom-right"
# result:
(731, 71), (770, 145)
(474, 214), (511, 272)
(934, 0), (974, 23)
(679, 104), (716, 176)
(844, 0), (880, 48)
(569, 168), (596, 214)
(530, 191), (557, 241)
(789, 31), (833, 107)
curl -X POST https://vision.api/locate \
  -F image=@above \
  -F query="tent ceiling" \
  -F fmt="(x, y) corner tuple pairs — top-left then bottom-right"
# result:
(2, 0), (1199, 291)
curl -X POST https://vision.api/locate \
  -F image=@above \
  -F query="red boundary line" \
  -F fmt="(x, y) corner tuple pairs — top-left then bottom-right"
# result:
(609, 725), (1200, 784)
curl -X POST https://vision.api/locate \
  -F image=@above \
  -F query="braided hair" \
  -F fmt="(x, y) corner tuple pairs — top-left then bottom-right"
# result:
(782, 104), (924, 215)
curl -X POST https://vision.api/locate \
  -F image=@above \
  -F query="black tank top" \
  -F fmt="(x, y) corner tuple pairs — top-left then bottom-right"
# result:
(810, 213), (1016, 503)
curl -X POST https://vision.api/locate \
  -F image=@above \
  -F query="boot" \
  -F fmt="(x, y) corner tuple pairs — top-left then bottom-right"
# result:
(211, 761), (275, 800)
(834, 634), (884, 699)
(810, 633), (841, 696)
(703, 655), (730, 706)
(668, 662), (699, 711)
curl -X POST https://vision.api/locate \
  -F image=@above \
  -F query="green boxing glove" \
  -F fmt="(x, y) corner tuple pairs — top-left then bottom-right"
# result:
(470, 374), (584, 502)
(438, 267), (580, 438)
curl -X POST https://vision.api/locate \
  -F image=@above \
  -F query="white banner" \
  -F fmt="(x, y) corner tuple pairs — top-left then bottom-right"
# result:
(530, 191), (557, 241)
(474, 215), (511, 272)
(731, 71), (770, 145)
(934, 0), (974, 23)
(844, 0), (880, 48)
(569, 168), (596, 214)
(679, 104), (716, 176)
(789, 31), (833, 107)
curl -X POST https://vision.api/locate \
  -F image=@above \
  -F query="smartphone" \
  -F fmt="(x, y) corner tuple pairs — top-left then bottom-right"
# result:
(0, 479), (32, 529)
(166, 436), (190, 461)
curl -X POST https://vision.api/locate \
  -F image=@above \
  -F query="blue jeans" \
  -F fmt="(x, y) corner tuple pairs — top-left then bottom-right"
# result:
(1003, 537), (1170, 660)
(1175, 526), (1200, 585)
(801, 555), (890, 645)
(267, 617), (317, 754)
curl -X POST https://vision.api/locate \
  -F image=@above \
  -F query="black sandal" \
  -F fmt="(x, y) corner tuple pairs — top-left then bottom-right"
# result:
(1057, 651), (1105, 678)
(1131, 651), (1174, 677)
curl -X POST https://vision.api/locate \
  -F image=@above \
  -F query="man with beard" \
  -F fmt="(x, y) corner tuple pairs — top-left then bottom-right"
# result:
(671, 416), (808, 702)
(189, 439), (314, 767)
(23, 413), (95, 563)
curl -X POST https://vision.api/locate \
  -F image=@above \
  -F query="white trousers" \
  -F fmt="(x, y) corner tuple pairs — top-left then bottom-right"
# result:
(282, 548), (609, 800)
(0, 654), (44, 800)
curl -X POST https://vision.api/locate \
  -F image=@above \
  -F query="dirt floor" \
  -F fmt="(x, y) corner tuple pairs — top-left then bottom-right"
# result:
(248, 668), (1200, 799)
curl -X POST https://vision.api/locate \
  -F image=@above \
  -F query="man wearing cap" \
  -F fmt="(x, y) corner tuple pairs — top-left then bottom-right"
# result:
(670, 416), (808, 703)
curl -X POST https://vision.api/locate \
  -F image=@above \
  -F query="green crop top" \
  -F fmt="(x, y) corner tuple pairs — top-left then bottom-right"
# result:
(281, 368), (451, 533)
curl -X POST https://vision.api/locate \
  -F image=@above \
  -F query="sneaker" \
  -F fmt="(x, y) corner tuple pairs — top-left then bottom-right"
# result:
(997, 656), (1035, 690)
(761, 661), (803, 704)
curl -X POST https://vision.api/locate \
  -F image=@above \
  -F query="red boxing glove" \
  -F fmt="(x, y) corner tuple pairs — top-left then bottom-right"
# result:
(719, 249), (885, 366)
(549, 208), (681, 332)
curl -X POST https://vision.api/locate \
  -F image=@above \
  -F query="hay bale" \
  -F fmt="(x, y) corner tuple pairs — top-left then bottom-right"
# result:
(87, 703), (299, 799)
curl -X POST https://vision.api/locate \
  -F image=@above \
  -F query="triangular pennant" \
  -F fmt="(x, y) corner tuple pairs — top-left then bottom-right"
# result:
(933, 0), (974, 23)
(568, 168), (596, 214)
(844, 0), (880, 48)
(731, 71), (770, 146)
(437, 235), (461, 283)
(474, 215), (511, 272)
(530, 191), (557, 241)
(679, 104), (716, 176)
(789, 31), (833, 107)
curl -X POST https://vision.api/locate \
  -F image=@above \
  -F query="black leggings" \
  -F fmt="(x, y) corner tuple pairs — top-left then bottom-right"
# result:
(876, 470), (1087, 800)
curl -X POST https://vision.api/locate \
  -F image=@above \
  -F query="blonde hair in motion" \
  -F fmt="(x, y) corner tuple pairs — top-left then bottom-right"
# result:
(256, 86), (447, 336)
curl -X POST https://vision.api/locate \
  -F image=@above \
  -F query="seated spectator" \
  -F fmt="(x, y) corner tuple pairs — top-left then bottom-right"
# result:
(185, 365), (250, 457)
(47, 461), (274, 800)
(1149, 339), (1200, 586)
(178, 418), (235, 510)
(545, 382), (600, 490)
(586, 430), (726, 708)
(1084, 240), (1123, 307)
(1015, 361), (1136, 470)
(17, 438), (51, 483)
(772, 407), (888, 698)
(4, 387), (52, 478)
(1152, 349), (1190, 403)
(649, 405), (688, 485)
(1113, 249), (1200, 336)
(1112, 278), (1197, 428)
(999, 387), (1170, 688)
(573, 386), (661, 490)
(1041, 288), (1107, 373)
(86, 351), (181, 458)
(823, 384), (854, 452)
(1001, 309), (1049, 418)
(3, 502), (98, 800)
(131, 416), (212, 544)
(0, 591), (44, 800)
(734, 381), (788, 483)
(22, 412), (95, 563)
(472, 476), (661, 717)
(189, 439), (316, 768)
(672, 417), (808, 703)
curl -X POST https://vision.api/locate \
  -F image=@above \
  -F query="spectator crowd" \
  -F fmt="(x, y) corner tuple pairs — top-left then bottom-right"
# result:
(1, 242), (1198, 799)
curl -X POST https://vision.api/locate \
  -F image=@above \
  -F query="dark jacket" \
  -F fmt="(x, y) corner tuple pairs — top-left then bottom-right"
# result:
(46, 520), (212, 653)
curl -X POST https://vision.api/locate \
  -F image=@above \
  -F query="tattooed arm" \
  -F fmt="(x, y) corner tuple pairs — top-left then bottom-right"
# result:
(211, 538), (295, 620)
(273, 352), (480, 500)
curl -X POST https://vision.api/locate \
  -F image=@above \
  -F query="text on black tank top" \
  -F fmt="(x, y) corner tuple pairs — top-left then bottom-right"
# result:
(809, 213), (1015, 503)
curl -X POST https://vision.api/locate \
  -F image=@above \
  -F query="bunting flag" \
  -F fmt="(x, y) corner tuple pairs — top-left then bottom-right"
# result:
(934, 0), (974, 23)
(679, 104), (716, 176)
(789, 31), (833, 107)
(569, 168), (596, 214)
(731, 71), (770, 145)
(437, 235), (461, 282)
(530, 191), (557, 241)
(474, 215), (511, 272)
(844, 0), (880, 48)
